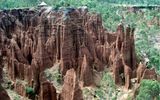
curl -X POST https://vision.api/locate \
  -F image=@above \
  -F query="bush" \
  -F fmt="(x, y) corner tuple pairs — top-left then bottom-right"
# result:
(136, 80), (160, 100)
(94, 72), (117, 99)
(14, 96), (20, 100)
(25, 86), (36, 99)
(82, 72), (117, 99)
(25, 86), (35, 95)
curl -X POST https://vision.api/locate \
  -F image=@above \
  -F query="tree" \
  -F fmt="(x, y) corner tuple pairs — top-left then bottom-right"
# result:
(136, 80), (160, 100)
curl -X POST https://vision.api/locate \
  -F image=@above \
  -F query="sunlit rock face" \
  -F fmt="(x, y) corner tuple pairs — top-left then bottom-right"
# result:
(136, 62), (158, 83)
(60, 69), (83, 100)
(0, 7), (137, 99)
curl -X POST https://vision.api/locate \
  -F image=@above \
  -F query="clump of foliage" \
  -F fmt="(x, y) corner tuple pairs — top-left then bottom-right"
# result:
(25, 86), (35, 95)
(25, 86), (35, 99)
(95, 72), (117, 100)
(44, 66), (61, 83)
(83, 72), (117, 99)
(44, 63), (62, 92)
(136, 79), (160, 100)
(14, 96), (20, 100)
(0, 0), (38, 9)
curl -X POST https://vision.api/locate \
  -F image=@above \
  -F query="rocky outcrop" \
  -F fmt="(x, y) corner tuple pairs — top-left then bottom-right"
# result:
(136, 62), (146, 83)
(0, 6), (139, 99)
(39, 81), (57, 100)
(109, 24), (136, 89)
(14, 80), (26, 97)
(60, 69), (83, 100)
(0, 51), (10, 100)
(136, 62), (158, 83)
(123, 62), (132, 89)
(141, 68), (157, 80)
(0, 39), (10, 100)
(80, 55), (93, 86)
(0, 7), (106, 87)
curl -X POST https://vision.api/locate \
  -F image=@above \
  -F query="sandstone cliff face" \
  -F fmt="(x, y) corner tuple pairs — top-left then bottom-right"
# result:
(0, 7), (139, 99)
(0, 57), (10, 100)
(39, 81), (57, 100)
(60, 69), (83, 100)
(0, 35), (10, 100)
(136, 62), (158, 83)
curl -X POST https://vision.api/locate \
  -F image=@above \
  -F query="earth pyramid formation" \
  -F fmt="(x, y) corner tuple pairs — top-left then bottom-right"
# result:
(0, 6), (141, 99)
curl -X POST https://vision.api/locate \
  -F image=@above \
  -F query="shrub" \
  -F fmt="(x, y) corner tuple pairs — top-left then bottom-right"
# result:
(14, 96), (20, 100)
(25, 86), (35, 95)
(136, 80), (160, 100)
(94, 72), (117, 99)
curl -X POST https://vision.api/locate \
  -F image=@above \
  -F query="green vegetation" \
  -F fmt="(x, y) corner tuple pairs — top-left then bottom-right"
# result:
(44, 66), (61, 83)
(25, 86), (35, 99)
(0, 0), (37, 9)
(25, 86), (35, 95)
(136, 80), (160, 100)
(83, 72), (117, 99)
(132, 9), (160, 72)
(95, 72), (117, 100)
(44, 63), (62, 92)
(0, 0), (160, 9)
(96, 72), (117, 100)
(14, 96), (20, 100)
(6, 89), (27, 100)
(101, 0), (160, 5)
